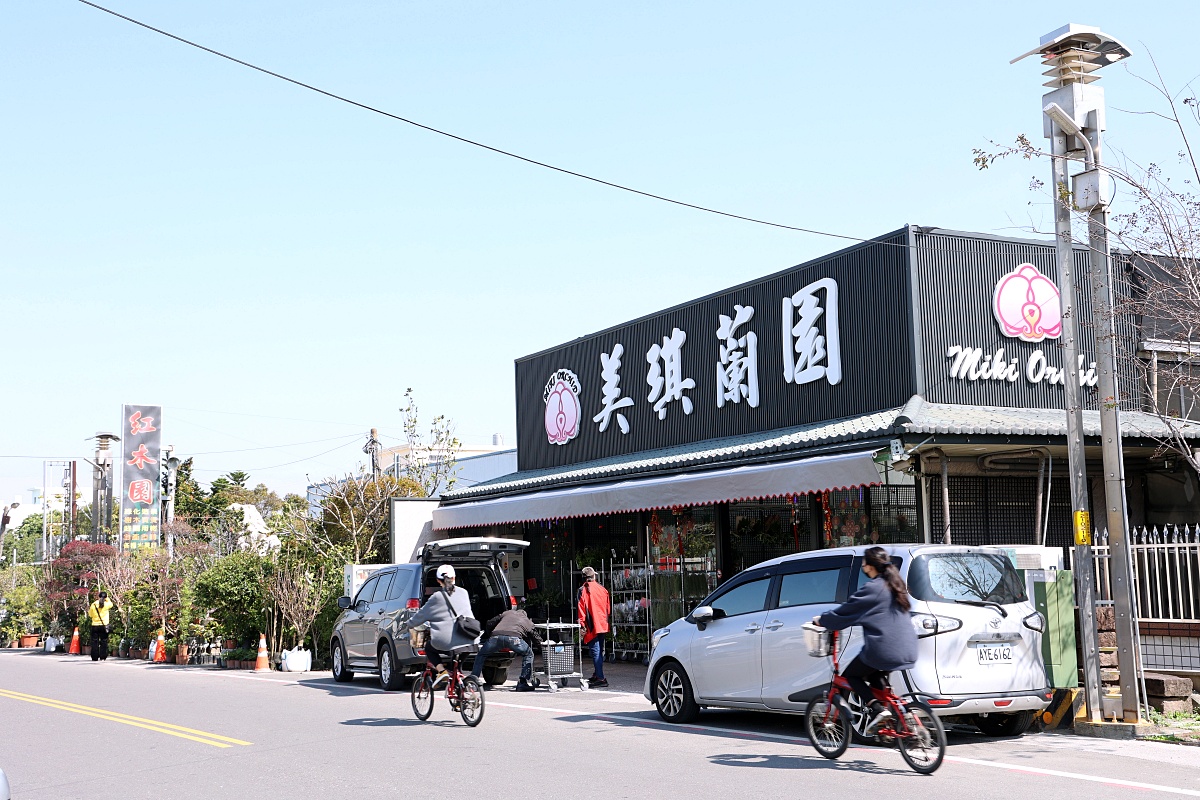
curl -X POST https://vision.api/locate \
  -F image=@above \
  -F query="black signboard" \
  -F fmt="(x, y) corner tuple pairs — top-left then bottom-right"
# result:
(119, 404), (162, 550)
(515, 231), (916, 471)
(910, 229), (1117, 410)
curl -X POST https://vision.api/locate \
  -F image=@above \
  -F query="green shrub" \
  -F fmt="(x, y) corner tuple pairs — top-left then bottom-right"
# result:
(194, 551), (269, 644)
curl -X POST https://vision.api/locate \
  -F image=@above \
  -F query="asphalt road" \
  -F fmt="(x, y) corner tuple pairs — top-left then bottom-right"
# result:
(2, 649), (1199, 799)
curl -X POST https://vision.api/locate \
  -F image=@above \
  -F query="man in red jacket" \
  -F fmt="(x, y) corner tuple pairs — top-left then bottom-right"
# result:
(576, 566), (611, 688)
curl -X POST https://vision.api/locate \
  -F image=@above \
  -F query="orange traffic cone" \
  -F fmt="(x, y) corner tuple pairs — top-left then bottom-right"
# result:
(68, 627), (81, 655)
(153, 630), (167, 663)
(253, 633), (270, 672)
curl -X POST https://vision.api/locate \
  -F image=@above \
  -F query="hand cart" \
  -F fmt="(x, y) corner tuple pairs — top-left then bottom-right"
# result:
(534, 622), (588, 692)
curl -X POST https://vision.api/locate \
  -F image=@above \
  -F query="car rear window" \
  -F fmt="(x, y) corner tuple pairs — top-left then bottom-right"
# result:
(908, 553), (1027, 605)
(777, 569), (843, 607)
(385, 568), (412, 601)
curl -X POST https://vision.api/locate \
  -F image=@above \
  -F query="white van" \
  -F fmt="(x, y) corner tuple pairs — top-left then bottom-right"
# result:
(644, 545), (1052, 737)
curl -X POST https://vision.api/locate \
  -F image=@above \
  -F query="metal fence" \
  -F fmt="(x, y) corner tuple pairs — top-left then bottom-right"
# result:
(1086, 525), (1200, 622)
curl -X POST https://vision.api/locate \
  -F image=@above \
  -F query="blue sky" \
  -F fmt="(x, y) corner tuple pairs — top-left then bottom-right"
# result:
(3, 1), (1197, 504)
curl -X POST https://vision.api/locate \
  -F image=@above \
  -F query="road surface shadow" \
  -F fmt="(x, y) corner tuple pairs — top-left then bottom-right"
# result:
(341, 717), (431, 728)
(708, 752), (918, 776)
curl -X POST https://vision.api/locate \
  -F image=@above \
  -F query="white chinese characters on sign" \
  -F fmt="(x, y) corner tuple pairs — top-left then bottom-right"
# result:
(782, 277), (842, 386)
(716, 304), (759, 408)
(646, 328), (695, 420)
(593, 343), (635, 434)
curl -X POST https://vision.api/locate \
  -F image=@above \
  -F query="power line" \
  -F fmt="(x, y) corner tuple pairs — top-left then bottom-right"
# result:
(191, 439), (361, 473)
(76, 0), (911, 248)
(186, 433), (362, 456)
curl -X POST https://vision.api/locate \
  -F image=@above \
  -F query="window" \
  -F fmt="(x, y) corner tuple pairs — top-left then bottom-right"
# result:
(855, 557), (904, 592)
(372, 572), (394, 604)
(355, 576), (379, 605)
(710, 577), (771, 618)
(385, 568), (412, 601)
(908, 553), (1027, 605)
(777, 568), (843, 607)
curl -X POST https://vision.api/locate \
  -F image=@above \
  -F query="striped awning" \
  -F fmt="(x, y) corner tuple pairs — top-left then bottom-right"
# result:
(432, 449), (881, 530)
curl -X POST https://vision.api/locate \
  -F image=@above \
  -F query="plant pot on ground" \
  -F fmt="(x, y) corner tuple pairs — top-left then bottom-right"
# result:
(19, 634), (39, 648)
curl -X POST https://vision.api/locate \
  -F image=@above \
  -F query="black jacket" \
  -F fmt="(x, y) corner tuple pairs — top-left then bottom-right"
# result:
(484, 610), (543, 650)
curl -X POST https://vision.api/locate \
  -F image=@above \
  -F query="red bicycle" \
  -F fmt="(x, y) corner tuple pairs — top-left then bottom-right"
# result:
(802, 624), (946, 774)
(409, 630), (485, 727)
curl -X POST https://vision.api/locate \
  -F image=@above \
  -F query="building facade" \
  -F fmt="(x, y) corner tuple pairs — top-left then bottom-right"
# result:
(432, 226), (1200, 632)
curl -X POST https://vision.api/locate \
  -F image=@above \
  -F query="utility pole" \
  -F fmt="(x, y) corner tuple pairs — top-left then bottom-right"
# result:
(1015, 23), (1140, 724)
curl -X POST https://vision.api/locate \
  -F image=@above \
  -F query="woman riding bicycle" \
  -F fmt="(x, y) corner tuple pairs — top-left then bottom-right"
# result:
(815, 546), (918, 727)
(405, 564), (477, 674)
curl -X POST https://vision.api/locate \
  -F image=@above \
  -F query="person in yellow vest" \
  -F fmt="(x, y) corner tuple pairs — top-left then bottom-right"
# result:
(87, 591), (114, 662)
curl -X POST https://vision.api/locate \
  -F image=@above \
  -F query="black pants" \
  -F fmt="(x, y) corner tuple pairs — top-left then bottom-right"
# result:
(90, 625), (110, 661)
(841, 655), (887, 706)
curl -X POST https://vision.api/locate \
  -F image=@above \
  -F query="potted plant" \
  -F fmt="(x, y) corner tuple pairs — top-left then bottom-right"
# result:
(19, 633), (39, 648)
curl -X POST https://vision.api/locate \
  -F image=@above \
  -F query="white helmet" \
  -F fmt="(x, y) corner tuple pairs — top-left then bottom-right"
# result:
(436, 564), (456, 580)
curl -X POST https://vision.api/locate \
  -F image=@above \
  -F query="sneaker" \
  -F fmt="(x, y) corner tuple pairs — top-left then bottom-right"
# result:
(431, 671), (449, 689)
(589, 678), (609, 688)
(864, 702), (889, 733)
(514, 680), (534, 693)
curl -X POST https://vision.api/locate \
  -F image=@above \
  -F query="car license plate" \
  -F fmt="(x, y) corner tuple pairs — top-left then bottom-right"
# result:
(976, 644), (1014, 665)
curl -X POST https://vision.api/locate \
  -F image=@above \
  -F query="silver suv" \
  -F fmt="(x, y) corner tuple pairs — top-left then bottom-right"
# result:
(330, 538), (527, 690)
(645, 545), (1052, 738)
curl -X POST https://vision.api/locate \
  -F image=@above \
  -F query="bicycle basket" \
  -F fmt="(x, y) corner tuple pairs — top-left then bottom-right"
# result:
(802, 622), (833, 658)
(408, 627), (428, 650)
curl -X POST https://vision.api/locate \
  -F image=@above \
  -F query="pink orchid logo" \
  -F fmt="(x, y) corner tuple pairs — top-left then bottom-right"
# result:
(992, 263), (1062, 343)
(543, 369), (582, 446)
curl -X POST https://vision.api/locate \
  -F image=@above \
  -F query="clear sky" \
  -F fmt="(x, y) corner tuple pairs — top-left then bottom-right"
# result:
(3, 1), (1198, 505)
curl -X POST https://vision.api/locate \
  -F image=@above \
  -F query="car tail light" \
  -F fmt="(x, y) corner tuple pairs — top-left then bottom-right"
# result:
(928, 698), (953, 706)
(510, 595), (517, 609)
(993, 700), (1013, 707)
(911, 613), (963, 638)
(416, 649), (425, 656)
(1022, 612), (1045, 632)
(406, 599), (420, 610)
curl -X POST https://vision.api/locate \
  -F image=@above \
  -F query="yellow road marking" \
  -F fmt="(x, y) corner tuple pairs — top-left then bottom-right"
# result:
(0, 688), (252, 748)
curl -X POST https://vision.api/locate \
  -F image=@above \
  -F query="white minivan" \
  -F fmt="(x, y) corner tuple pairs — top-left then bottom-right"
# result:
(644, 545), (1053, 737)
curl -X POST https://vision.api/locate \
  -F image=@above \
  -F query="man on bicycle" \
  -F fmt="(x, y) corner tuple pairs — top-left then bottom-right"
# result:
(406, 564), (477, 681)
(816, 547), (918, 729)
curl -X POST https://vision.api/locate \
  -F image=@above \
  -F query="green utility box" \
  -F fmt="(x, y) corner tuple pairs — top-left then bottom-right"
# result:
(1029, 569), (1079, 688)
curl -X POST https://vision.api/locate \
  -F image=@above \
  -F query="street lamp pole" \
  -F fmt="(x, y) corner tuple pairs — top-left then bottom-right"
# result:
(0, 501), (20, 563)
(164, 447), (180, 560)
(1015, 23), (1141, 724)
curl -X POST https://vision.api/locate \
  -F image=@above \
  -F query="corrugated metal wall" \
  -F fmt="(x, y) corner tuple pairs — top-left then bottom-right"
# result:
(914, 230), (1139, 410)
(515, 232), (916, 472)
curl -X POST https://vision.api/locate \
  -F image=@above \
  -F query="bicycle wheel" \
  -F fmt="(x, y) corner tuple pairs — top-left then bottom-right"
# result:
(897, 703), (946, 774)
(458, 675), (486, 727)
(805, 695), (851, 759)
(411, 674), (434, 721)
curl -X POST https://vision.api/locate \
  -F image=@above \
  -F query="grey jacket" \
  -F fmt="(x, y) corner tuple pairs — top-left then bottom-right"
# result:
(407, 587), (477, 652)
(818, 577), (918, 671)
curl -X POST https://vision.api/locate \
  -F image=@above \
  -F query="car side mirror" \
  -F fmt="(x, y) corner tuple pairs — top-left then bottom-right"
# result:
(692, 605), (714, 625)
(337, 596), (352, 610)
